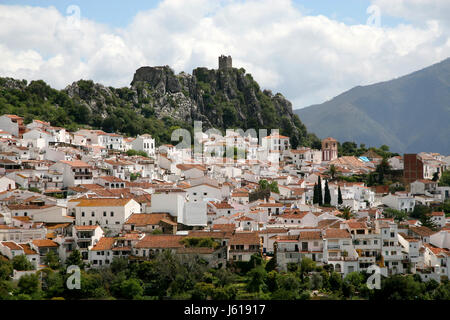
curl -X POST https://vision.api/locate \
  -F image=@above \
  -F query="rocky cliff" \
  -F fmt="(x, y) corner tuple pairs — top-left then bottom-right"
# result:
(1, 64), (319, 147)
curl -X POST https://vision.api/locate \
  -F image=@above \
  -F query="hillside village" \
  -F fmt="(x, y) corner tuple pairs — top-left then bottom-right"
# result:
(0, 113), (449, 289)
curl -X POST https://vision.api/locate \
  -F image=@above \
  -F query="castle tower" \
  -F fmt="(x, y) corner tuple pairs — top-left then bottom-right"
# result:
(322, 137), (338, 162)
(218, 55), (232, 70)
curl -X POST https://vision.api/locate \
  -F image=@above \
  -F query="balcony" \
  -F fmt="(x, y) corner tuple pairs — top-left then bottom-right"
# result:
(327, 245), (341, 250)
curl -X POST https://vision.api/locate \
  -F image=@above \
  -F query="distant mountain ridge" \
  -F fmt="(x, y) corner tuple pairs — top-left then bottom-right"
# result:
(295, 58), (450, 155)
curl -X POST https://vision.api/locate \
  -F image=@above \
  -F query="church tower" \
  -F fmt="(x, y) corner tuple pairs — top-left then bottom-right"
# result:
(322, 137), (338, 162)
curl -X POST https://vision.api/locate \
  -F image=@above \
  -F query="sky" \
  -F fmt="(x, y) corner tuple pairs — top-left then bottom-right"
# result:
(1, 0), (450, 109)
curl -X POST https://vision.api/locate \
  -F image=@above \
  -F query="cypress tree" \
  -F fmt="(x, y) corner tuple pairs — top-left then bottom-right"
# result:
(313, 183), (318, 204)
(338, 186), (343, 205)
(318, 176), (323, 206)
(324, 180), (331, 205)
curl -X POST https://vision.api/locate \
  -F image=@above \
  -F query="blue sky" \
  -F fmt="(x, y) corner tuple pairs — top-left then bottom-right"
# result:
(1, 0), (406, 28)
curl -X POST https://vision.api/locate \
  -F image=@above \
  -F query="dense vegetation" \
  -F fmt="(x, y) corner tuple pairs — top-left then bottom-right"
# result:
(337, 142), (399, 159)
(1, 250), (449, 300)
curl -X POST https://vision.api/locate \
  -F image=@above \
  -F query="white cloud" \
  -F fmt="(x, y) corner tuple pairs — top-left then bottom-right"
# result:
(371, 0), (450, 25)
(1, 0), (450, 108)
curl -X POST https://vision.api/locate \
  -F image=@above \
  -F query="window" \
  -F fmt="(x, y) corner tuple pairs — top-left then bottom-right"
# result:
(92, 212), (95, 217)
(110, 212), (114, 217)
(82, 212), (85, 217)
(203, 192), (207, 196)
(103, 211), (106, 217)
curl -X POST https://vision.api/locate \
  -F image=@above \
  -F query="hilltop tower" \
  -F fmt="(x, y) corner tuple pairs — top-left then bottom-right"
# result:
(322, 137), (338, 162)
(218, 55), (232, 70)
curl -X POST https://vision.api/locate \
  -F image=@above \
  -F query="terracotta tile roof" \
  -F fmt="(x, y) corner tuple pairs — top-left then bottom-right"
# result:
(98, 176), (127, 183)
(135, 235), (185, 249)
(18, 243), (38, 255)
(60, 160), (91, 168)
(176, 164), (207, 171)
(324, 228), (351, 239)
(7, 204), (55, 210)
(231, 192), (249, 197)
(1, 241), (23, 251)
(230, 232), (260, 246)
(431, 211), (445, 217)
(125, 213), (172, 226)
(258, 228), (289, 234)
(32, 239), (58, 247)
(91, 237), (116, 251)
(299, 231), (322, 240)
(211, 224), (236, 232)
(188, 230), (233, 239)
(211, 202), (234, 209)
(410, 226), (437, 237)
(347, 221), (367, 229)
(423, 243), (450, 256)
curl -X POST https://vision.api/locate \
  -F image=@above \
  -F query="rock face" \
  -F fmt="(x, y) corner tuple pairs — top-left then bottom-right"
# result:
(60, 64), (317, 147)
(131, 66), (181, 94)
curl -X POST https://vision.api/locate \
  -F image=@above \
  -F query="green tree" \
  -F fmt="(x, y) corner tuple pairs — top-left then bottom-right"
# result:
(17, 273), (40, 296)
(337, 186), (343, 205)
(65, 250), (84, 269)
(313, 183), (319, 204)
(419, 213), (439, 231)
(12, 255), (34, 271)
(317, 176), (323, 206)
(432, 171), (440, 182)
(44, 250), (61, 270)
(439, 170), (450, 186)
(246, 267), (266, 293)
(324, 180), (331, 206)
(339, 206), (352, 220)
(120, 278), (144, 299)
(0, 260), (13, 280)
(327, 165), (337, 181)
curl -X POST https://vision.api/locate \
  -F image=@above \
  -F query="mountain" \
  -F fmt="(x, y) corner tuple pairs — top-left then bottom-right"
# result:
(0, 64), (319, 148)
(295, 58), (450, 155)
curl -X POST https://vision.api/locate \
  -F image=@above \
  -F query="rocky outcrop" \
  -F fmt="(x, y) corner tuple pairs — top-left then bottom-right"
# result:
(60, 64), (318, 148)
(131, 66), (181, 94)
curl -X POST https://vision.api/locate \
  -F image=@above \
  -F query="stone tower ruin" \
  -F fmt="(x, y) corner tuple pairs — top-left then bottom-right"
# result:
(218, 55), (232, 69)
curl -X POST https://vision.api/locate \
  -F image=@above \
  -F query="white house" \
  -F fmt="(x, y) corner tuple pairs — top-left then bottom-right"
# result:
(0, 115), (25, 137)
(131, 134), (155, 157)
(72, 198), (141, 235)
(185, 183), (222, 203)
(382, 192), (416, 212)
(50, 160), (94, 187)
